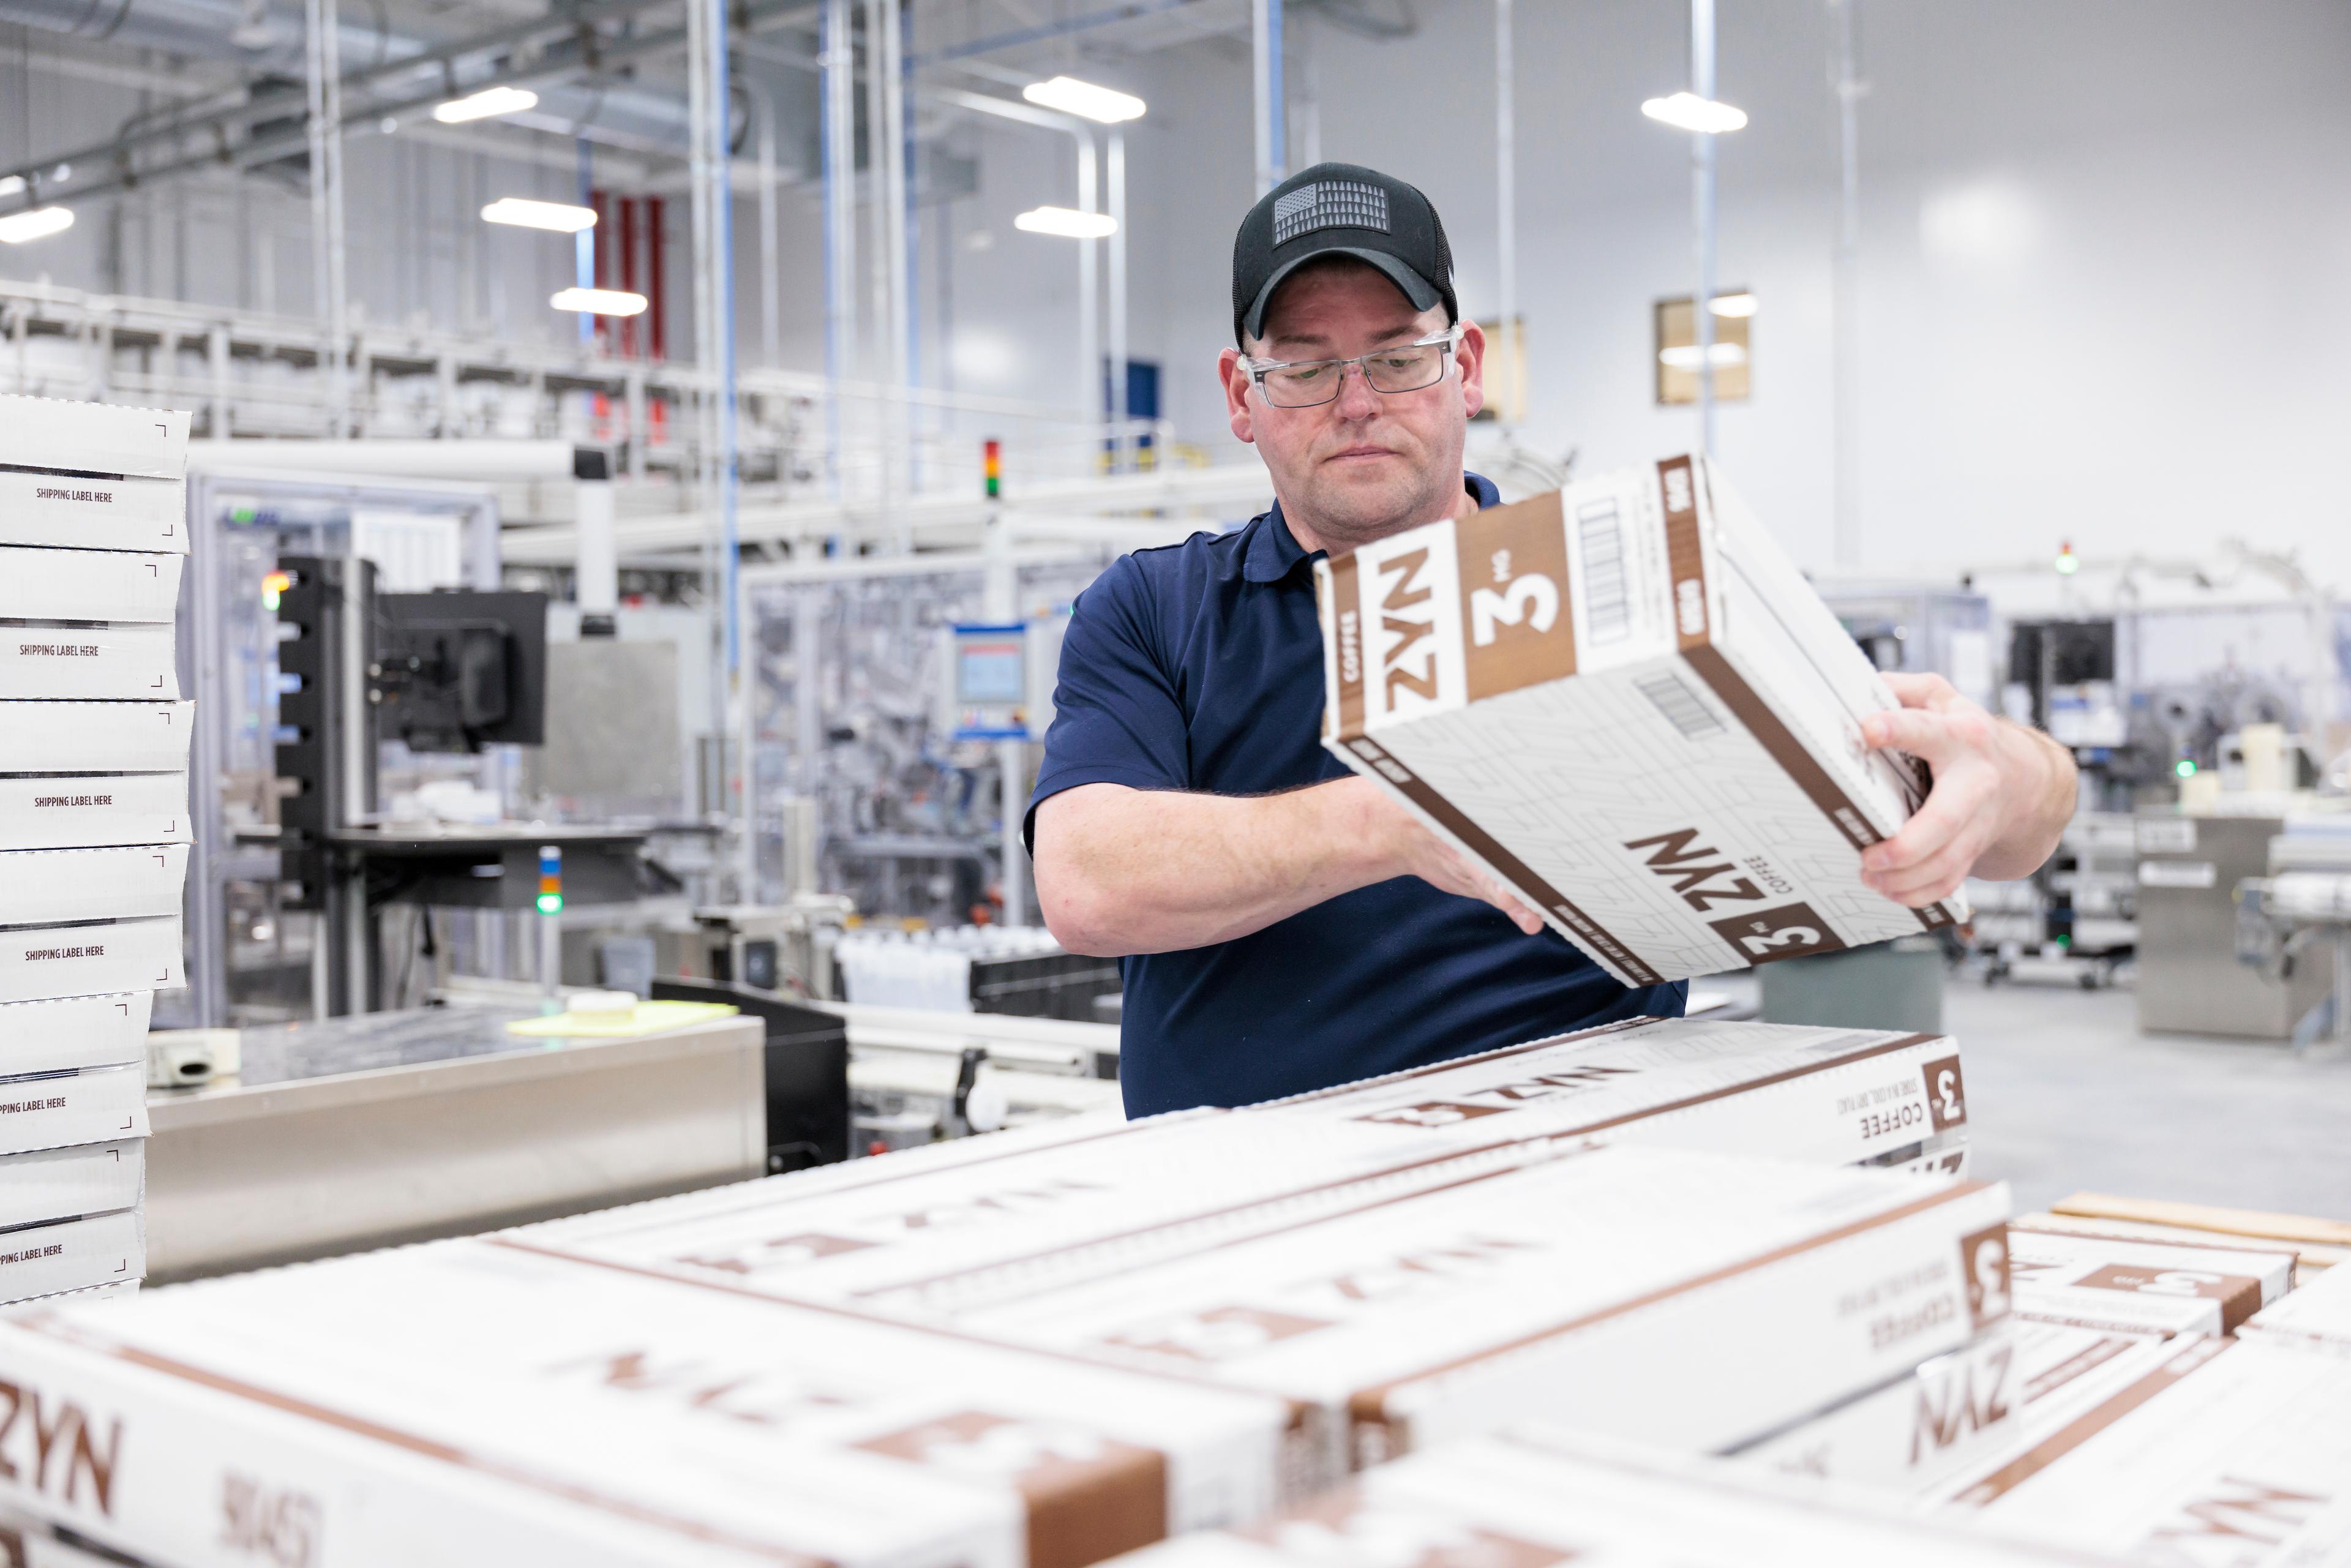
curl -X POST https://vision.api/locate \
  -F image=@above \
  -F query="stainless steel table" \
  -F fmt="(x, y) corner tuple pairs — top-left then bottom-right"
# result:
(144, 1006), (763, 1282)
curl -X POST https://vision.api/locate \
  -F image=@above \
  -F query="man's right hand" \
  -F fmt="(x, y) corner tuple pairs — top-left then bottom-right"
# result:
(1034, 775), (1546, 956)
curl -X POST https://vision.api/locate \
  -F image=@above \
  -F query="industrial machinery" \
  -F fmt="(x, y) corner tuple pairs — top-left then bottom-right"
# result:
(2233, 817), (2351, 1050)
(272, 553), (662, 1015)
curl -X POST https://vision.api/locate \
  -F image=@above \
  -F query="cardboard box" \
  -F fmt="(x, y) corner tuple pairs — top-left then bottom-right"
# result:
(1315, 454), (1961, 987)
(531, 1020), (1982, 1320)
(0, 1210), (143, 1307)
(0, 846), (190, 927)
(898, 1146), (2012, 1470)
(1727, 1324), (2019, 1496)
(0, 773), (191, 852)
(0, 918), (182, 1005)
(2240, 1253), (2351, 1350)
(2008, 1224), (2291, 1337)
(1945, 1335), (2351, 1564)
(0, 702), (193, 774)
(1256, 1016), (1975, 1170)
(1918, 1316), (2177, 1506)
(0, 473), (188, 555)
(0, 396), (189, 481)
(0, 1235), (1291, 1568)
(0, 548), (182, 623)
(0, 625), (178, 700)
(2024, 1204), (2336, 1286)
(0, 1067), (148, 1156)
(1105, 1424), (2101, 1568)
(0, 1143), (142, 1234)
(0, 994), (152, 1076)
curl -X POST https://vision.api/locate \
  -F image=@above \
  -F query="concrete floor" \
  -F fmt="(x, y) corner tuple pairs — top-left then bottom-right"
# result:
(1942, 980), (2351, 1219)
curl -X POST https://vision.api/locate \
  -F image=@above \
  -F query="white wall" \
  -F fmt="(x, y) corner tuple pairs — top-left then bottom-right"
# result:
(1071, 0), (2351, 584)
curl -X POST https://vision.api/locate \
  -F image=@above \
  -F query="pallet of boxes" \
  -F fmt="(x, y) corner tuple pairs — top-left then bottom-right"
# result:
(0, 453), (2341, 1566)
(0, 396), (189, 1310)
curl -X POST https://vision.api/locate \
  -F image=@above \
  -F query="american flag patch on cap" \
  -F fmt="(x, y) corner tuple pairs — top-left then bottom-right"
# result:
(1272, 180), (1390, 246)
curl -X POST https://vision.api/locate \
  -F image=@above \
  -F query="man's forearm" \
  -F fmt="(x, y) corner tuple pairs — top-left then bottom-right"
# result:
(1972, 720), (2079, 880)
(1035, 779), (1398, 956)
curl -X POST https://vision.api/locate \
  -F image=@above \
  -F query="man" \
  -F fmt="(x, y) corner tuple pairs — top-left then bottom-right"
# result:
(1027, 162), (2077, 1117)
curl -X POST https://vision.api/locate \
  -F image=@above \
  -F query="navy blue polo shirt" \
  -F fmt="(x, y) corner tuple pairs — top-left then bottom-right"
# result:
(1027, 473), (1686, 1117)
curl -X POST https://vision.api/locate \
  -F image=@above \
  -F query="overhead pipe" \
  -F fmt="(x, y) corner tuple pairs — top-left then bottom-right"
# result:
(1493, 0), (1515, 433)
(2, 0), (809, 214)
(1831, 0), (1862, 568)
(820, 0), (857, 512)
(1690, 0), (1719, 457)
(302, 0), (348, 437)
(1252, 0), (1284, 196)
(1108, 130), (1129, 472)
(912, 0), (1205, 66)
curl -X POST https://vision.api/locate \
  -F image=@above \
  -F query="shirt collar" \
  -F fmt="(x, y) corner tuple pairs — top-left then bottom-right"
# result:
(1241, 471), (1504, 584)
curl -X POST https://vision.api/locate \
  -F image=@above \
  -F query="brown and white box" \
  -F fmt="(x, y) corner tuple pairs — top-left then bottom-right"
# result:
(879, 1145), (2014, 1471)
(1104, 1423), (2102, 1568)
(2008, 1223), (2291, 1338)
(0, 1234), (1291, 1568)
(527, 1019), (1976, 1320)
(1316, 454), (1962, 986)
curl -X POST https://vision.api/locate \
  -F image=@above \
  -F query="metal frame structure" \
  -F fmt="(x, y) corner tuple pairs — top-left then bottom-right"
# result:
(183, 467), (503, 1027)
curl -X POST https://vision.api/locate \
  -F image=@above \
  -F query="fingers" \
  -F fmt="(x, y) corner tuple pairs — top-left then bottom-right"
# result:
(1482, 882), (1546, 935)
(1861, 702), (1996, 767)
(1419, 840), (1546, 934)
(1881, 671), (1960, 711)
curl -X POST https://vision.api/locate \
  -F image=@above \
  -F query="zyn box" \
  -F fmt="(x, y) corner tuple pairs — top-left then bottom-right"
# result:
(0, 918), (182, 1005)
(0, 994), (152, 1076)
(0, 846), (189, 928)
(0, 396), (188, 481)
(0, 549), (182, 624)
(0, 702), (193, 775)
(0, 774), (190, 853)
(1317, 454), (1963, 986)
(0, 626), (178, 701)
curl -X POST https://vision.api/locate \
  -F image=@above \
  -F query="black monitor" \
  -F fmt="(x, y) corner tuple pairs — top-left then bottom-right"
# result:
(372, 590), (549, 752)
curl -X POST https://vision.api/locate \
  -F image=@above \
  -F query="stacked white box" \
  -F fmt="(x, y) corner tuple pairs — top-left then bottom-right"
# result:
(0, 396), (186, 1304)
(2007, 1223), (2290, 1337)
(0, 1236), (1295, 1568)
(525, 1018), (1978, 1322)
(1103, 1425), (2105, 1568)
(1315, 454), (1962, 986)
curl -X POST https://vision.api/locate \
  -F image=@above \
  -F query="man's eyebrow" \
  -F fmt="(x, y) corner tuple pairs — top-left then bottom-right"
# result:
(1264, 322), (1427, 354)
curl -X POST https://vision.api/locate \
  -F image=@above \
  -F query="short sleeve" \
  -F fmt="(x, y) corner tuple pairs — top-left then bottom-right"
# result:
(1024, 553), (1190, 852)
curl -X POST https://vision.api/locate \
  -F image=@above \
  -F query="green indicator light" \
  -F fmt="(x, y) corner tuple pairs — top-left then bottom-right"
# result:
(2175, 759), (2197, 778)
(231, 506), (256, 524)
(536, 893), (564, 915)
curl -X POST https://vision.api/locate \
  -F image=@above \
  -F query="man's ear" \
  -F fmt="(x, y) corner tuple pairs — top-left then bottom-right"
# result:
(1455, 319), (1487, 422)
(1218, 346), (1257, 445)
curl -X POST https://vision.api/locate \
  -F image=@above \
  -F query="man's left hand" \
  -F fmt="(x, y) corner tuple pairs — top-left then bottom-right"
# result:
(1858, 673), (2079, 908)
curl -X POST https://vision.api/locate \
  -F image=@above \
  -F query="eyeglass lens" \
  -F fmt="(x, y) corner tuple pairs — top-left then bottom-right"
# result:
(1259, 343), (1448, 408)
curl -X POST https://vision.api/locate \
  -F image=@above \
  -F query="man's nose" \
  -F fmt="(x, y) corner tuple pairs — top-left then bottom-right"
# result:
(1331, 361), (1384, 419)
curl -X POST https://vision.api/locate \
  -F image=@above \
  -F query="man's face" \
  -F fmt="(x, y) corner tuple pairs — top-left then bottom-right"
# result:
(1220, 260), (1485, 555)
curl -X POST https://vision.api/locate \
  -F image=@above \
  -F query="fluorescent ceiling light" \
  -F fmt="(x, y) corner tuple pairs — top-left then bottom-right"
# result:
(1014, 206), (1118, 239)
(482, 197), (598, 233)
(1709, 291), (1758, 318)
(0, 177), (22, 198)
(0, 207), (75, 246)
(1022, 75), (1146, 124)
(1641, 92), (1749, 134)
(1658, 342), (1748, 370)
(550, 287), (647, 317)
(434, 86), (538, 124)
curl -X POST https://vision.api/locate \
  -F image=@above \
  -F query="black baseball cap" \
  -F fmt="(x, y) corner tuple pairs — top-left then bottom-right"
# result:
(1231, 162), (1458, 346)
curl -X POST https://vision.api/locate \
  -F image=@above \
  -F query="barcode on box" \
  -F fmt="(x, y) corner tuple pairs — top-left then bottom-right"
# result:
(1636, 673), (1724, 740)
(1577, 500), (1632, 646)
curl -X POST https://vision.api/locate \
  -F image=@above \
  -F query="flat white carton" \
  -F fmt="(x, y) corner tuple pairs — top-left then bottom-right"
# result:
(527, 1019), (1974, 1318)
(1256, 1016), (1974, 1169)
(0, 846), (190, 927)
(0, 1066), (148, 1156)
(1727, 1324), (2019, 1497)
(0, 995), (152, 1075)
(2240, 1254), (2351, 1349)
(1945, 1335), (2351, 1564)
(896, 1146), (2013, 1470)
(0, 918), (182, 1005)
(1104, 1424), (2101, 1568)
(0, 473), (187, 555)
(0, 702), (193, 774)
(2009, 1225), (2289, 1337)
(0, 774), (190, 852)
(0, 396), (189, 481)
(0, 549), (182, 623)
(0, 1211), (143, 1305)
(1315, 454), (1961, 987)
(0, 1235), (1291, 1568)
(0, 625), (178, 701)
(0, 1144), (141, 1233)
